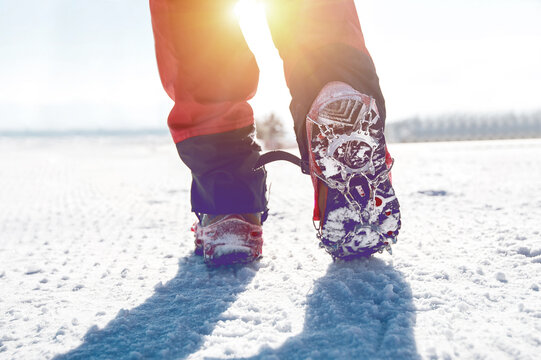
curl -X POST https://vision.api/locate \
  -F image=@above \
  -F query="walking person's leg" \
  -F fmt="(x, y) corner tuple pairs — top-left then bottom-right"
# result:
(266, 0), (401, 258)
(150, 0), (267, 264)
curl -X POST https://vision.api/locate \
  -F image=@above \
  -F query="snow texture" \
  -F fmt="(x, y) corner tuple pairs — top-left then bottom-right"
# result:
(1, 136), (540, 359)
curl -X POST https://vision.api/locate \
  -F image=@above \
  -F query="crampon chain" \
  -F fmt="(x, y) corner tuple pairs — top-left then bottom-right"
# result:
(308, 113), (396, 257)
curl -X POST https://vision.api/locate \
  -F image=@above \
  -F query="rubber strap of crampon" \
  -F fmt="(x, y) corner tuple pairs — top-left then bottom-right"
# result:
(255, 150), (308, 173)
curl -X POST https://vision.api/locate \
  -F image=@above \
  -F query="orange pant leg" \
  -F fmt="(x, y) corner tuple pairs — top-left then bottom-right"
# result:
(150, 0), (260, 143)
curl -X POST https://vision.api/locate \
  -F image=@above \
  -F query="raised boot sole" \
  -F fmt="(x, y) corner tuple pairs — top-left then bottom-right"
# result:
(308, 89), (401, 259)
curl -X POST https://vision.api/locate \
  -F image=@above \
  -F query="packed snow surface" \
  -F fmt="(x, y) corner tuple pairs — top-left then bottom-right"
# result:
(1, 136), (540, 359)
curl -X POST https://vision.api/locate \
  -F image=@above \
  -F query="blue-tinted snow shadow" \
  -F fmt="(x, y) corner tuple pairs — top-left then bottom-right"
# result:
(244, 258), (419, 359)
(54, 255), (258, 360)
(417, 189), (449, 197)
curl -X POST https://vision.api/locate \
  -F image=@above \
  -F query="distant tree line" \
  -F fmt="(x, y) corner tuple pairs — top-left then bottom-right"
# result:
(385, 111), (541, 143)
(255, 111), (541, 146)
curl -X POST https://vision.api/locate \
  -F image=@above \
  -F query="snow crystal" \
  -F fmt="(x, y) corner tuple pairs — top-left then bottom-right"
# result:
(495, 272), (508, 283)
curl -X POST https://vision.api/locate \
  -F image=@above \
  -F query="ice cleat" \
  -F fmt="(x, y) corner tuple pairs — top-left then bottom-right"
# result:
(192, 213), (263, 265)
(307, 81), (401, 259)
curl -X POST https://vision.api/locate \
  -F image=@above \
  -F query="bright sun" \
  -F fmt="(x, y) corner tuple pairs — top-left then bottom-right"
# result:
(232, 0), (271, 55)
(233, 0), (260, 21)
(232, 0), (293, 123)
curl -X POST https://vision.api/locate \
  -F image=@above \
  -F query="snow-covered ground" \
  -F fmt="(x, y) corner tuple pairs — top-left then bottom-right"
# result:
(1, 136), (540, 359)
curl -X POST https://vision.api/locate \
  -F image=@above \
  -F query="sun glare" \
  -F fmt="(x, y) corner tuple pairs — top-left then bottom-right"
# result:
(232, 0), (293, 123)
(233, 0), (259, 20)
(232, 0), (271, 54)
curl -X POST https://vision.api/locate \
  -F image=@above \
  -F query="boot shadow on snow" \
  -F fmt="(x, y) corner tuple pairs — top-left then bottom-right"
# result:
(240, 257), (420, 359)
(55, 256), (418, 359)
(54, 255), (259, 360)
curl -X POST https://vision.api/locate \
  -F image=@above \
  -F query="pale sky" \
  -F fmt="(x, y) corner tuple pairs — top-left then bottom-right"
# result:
(0, 0), (540, 131)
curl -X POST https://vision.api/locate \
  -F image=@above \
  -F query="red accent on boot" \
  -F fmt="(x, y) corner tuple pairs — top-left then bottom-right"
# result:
(385, 146), (393, 184)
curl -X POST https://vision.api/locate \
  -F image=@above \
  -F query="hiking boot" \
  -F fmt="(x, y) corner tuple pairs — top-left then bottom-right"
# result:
(306, 81), (401, 259)
(192, 213), (263, 265)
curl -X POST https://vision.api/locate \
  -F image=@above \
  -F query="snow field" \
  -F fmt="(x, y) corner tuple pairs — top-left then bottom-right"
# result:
(393, 139), (541, 359)
(0, 136), (540, 359)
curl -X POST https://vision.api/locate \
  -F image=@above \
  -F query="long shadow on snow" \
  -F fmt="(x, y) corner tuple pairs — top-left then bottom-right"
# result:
(55, 254), (258, 360)
(243, 257), (419, 359)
